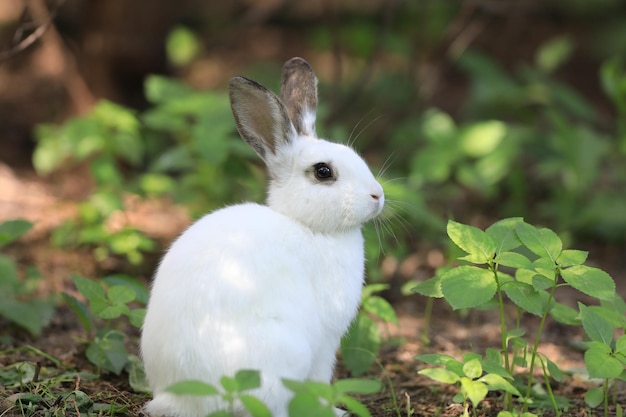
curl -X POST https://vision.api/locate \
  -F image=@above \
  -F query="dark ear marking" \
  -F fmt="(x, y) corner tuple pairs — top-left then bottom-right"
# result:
(280, 57), (318, 137)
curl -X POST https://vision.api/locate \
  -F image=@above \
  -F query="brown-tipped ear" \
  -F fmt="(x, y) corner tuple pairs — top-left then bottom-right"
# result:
(228, 76), (296, 162)
(280, 57), (318, 137)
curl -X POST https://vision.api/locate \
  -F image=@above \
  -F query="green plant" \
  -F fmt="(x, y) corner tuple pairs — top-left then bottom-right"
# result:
(0, 219), (55, 337)
(166, 370), (381, 417)
(340, 284), (399, 376)
(416, 352), (525, 417)
(413, 218), (623, 415)
(64, 274), (148, 378)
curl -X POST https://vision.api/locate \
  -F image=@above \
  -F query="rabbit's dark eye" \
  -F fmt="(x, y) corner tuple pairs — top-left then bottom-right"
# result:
(313, 163), (334, 181)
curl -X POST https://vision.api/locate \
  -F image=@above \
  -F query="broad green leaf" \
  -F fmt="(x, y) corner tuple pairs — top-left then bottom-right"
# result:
(460, 120), (507, 157)
(288, 392), (334, 417)
(166, 26), (201, 67)
(579, 303), (614, 345)
(460, 377), (488, 407)
(86, 330), (129, 375)
(584, 387), (604, 408)
(166, 380), (219, 396)
(103, 274), (150, 304)
(562, 265), (615, 300)
(463, 359), (483, 379)
(145, 75), (193, 104)
(549, 302), (579, 325)
(333, 379), (381, 395)
(0, 219), (33, 248)
(532, 275), (554, 291)
(128, 308), (146, 328)
(447, 220), (496, 264)
(419, 368), (460, 384)
(515, 222), (562, 263)
(440, 266), (497, 310)
(282, 380), (333, 400)
(601, 294), (626, 316)
(411, 276), (443, 298)
(339, 395), (372, 417)
(616, 335), (626, 354)
(557, 250), (588, 267)
(587, 305), (626, 328)
(240, 395), (272, 417)
(0, 255), (18, 292)
(495, 252), (532, 270)
(481, 360), (513, 380)
(361, 283), (389, 299)
(126, 355), (151, 394)
(485, 217), (523, 254)
(62, 293), (93, 332)
(584, 345), (623, 379)
(91, 298), (127, 319)
(536, 35), (574, 73)
(0, 297), (54, 336)
(340, 314), (380, 376)
(108, 285), (136, 305)
(545, 357), (565, 382)
(235, 369), (262, 392)
(219, 375), (238, 393)
(362, 296), (398, 325)
(72, 275), (105, 301)
(415, 354), (456, 366)
(502, 281), (550, 317)
(478, 373), (521, 396)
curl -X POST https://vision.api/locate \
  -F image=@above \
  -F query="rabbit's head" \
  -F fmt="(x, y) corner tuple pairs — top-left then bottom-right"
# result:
(229, 58), (384, 234)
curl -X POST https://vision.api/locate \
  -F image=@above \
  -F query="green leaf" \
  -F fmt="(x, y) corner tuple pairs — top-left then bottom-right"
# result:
(85, 330), (129, 375)
(288, 392), (335, 417)
(126, 355), (151, 394)
(220, 375), (238, 393)
(440, 266), (497, 310)
(561, 265), (615, 301)
(502, 281), (550, 317)
(515, 222), (562, 263)
(557, 250), (588, 267)
(0, 297), (54, 336)
(107, 285), (136, 305)
(282, 380), (333, 400)
(460, 120), (507, 157)
(361, 283), (389, 299)
(362, 296), (398, 325)
(240, 395), (272, 417)
(235, 370), (262, 392)
(584, 344), (623, 379)
(103, 274), (150, 304)
(579, 303), (614, 345)
(478, 373), (521, 396)
(72, 275), (105, 301)
(415, 353), (456, 366)
(447, 220), (496, 264)
(91, 299), (127, 319)
(127, 308), (146, 328)
(0, 255), (18, 292)
(545, 357), (565, 382)
(339, 395), (371, 417)
(145, 75), (193, 104)
(340, 313), (380, 376)
(531, 275), (554, 291)
(495, 252), (532, 270)
(166, 380), (220, 396)
(485, 217), (523, 254)
(549, 302), (579, 325)
(0, 219), (33, 248)
(460, 377), (488, 407)
(411, 276), (443, 298)
(166, 26), (201, 67)
(333, 379), (381, 396)
(463, 359), (482, 379)
(62, 293), (94, 332)
(419, 368), (461, 384)
(584, 387), (604, 408)
(536, 35), (574, 73)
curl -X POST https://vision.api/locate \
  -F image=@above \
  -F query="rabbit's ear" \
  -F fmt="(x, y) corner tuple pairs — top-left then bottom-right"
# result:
(229, 77), (297, 162)
(280, 57), (318, 137)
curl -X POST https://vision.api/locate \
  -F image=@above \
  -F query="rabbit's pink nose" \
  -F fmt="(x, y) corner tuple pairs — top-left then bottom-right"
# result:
(370, 193), (381, 200)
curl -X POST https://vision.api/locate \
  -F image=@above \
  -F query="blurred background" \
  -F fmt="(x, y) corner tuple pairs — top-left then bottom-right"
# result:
(1, 0), (626, 286)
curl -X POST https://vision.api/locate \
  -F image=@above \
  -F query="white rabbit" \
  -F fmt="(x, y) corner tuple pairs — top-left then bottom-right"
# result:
(140, 57), (384, 417)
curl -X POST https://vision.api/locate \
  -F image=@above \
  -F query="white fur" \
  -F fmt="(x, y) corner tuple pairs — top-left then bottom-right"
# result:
(141, 59), (384, 417)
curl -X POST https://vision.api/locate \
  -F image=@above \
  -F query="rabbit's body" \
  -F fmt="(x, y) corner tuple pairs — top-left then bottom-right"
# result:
(143, 203), (364, 417)
(141, 58), (384, 417)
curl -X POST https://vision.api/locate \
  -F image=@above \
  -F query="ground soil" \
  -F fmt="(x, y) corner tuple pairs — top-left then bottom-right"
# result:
(0, 163), (625, 417)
